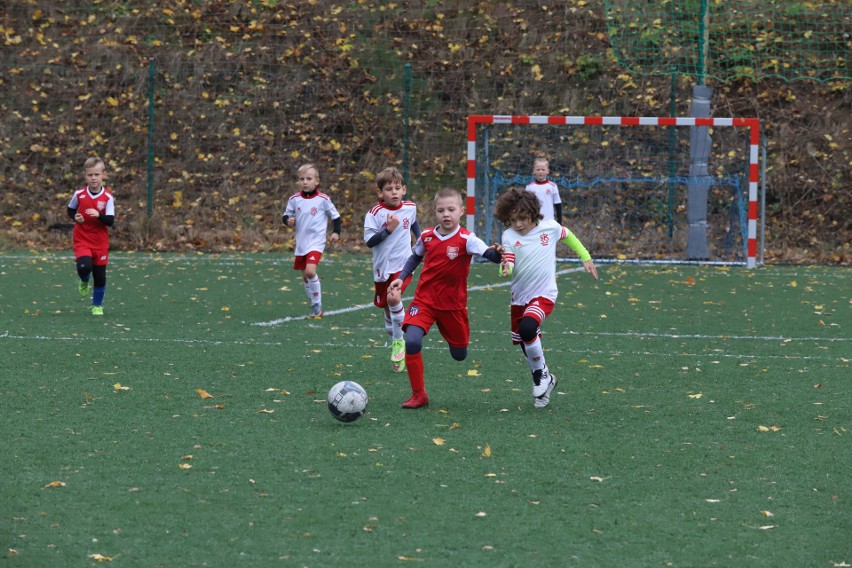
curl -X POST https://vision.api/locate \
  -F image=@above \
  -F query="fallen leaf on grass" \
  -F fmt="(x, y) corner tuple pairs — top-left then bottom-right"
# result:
(44, 481), (65, 488)
(467, 369), (480, 376)
(195, 388), (214, 399)
(757, 425), (783, 432)
(688, 393), (703, 399)
(433, 437), (445, 446)
(87, 553), (112, 562)
(760, 510), (774, 517)
(178, 463), (192, 470)
(258, 409), (275, 414)
(475, 511), (487, 517)
(112, 383), (130, 391)
(203, 404), (225, 410)
(590, 476), (610, 482)
(482, 444), (492, 457)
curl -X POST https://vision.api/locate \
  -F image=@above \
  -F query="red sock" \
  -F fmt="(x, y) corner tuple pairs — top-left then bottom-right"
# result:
(406, 352), (425, 393)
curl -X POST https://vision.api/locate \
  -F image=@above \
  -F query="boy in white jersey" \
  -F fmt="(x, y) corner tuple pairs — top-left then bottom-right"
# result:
(494, 188), (598, 408)
(524, 157), (562, 223)
(364, 167), (421, 372)
(283, 163), (341, 318)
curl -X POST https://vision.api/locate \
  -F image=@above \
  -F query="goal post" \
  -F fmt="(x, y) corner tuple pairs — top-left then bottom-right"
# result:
(466, 115), (764, 268)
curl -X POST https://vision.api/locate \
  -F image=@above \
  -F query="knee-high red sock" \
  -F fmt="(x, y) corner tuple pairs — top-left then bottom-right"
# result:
(405, 352), (425, 393)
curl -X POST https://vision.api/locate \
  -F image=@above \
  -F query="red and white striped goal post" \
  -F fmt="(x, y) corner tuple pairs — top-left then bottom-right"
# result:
(466, 115), (761, 268)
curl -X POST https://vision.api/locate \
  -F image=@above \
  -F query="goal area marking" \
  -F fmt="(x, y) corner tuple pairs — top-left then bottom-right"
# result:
(466, 115), (761, 268)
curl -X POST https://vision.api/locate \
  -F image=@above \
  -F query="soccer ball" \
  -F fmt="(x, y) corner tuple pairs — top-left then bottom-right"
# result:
(327, 381), (368, 423)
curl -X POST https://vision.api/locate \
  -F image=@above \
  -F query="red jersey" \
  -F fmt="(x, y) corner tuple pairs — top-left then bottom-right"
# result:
(69, 186), (115, 249)
(409, 225), (489, 311)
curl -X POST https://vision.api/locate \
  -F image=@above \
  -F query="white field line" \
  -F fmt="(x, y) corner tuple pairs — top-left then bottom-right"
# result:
(0, 330), (845, 362)
(252, 266), (585, 327)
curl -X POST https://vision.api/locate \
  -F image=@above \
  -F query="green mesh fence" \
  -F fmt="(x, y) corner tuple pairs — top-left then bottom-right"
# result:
(605, 0), (852, 82)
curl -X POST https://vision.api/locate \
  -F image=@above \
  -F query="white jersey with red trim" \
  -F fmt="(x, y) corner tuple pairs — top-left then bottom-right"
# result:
(500, 219), (566, 306)
(364, 200), (418, 282)
(524, 180), (561, 222)
(283, 191), (340, 256)
(69, 186), (115, 249)
(410, 225), (489, 311)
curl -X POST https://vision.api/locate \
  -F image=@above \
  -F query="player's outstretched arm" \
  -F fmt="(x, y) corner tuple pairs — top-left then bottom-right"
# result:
(583, 259), (598, 280)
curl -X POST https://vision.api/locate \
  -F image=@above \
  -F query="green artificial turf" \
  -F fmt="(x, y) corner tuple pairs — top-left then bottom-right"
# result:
(1, 252), (849, 567)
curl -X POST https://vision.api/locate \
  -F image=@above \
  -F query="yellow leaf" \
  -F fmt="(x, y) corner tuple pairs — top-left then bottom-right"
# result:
(258, 409), (275, 414)
(221, 306), (230, 311)
(113, 383), (130, 391)
(760, 510), (774, 517)
(757, 425), (770, 432)
(88, 554), (113, 562)
(195, 388), (214, 399)
(106, 96), (119, 107)
(181, 454), (193, 460)
(43, 481), (66, 488)
(433, 437), (445, 446)
(484, 473), (497, 478)
(475, 511), (487, 517)
(789, 280), (798, 287)
(450, 423), (460, 429)
(467, 369), (480, 376)
(178, 463), (192, 469)
(688, 393), (703, 399)
(482, 444), (492, 457)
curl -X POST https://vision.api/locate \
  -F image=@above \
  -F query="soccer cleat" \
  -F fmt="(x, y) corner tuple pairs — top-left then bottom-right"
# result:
(390, 339), (406, 372)
(91, 306), (104, 316)
(534, 374), (557, 409)
(401, 392), (429, 409)
(78, 280), (90, 297)
(531, 367), (551, 398)
(307, 303), (324, 319)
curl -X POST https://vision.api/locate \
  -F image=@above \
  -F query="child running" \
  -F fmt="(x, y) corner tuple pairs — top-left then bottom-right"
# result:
(282, 163), (341, 318)
(388, 187), (502, 408)
(364, 167), (421, 372)
(67, 156), (115, 316)
(493, 187), (598, 408)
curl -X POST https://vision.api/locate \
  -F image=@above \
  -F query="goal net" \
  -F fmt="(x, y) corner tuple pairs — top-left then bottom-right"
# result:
(466, 115), (763, 267)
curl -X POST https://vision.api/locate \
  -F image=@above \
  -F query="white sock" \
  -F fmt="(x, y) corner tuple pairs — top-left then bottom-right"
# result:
(523, 337), (546, 374)
(389, 303), (405, 340)
(306, 276), (321, 306)
(384, 313), (393, 339)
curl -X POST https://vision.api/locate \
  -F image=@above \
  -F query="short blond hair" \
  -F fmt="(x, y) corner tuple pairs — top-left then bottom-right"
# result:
(434, 187), (464, 208)
(297, 163), (319, 178)
(84, 156), (104, 170)
(533, 157), (549, 168)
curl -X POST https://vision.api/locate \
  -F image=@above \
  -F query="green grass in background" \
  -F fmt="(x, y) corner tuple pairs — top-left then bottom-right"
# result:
(1, 252), (849, 567)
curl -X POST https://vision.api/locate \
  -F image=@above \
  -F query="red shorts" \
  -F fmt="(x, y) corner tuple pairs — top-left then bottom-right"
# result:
(373, 271), (412, 308)
(510, 297), (555, 344)
(293, 251), (323, 270)
(74, 245), (109, 266)
(403, 303), (470, 349)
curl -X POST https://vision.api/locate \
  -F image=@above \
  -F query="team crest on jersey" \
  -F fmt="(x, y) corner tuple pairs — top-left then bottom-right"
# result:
(311, 207), (319, 216)
(402, 219), (410, 229)
(540, 234), (550, 246)
(446, 246), (459, 260)
(97, 202), (106, 211)
(408, 305), (420, 316)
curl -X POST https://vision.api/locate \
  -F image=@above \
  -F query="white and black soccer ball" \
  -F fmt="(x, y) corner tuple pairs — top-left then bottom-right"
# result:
(327, 381), (368, 423)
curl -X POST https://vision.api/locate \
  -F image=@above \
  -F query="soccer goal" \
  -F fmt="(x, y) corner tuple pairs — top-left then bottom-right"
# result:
(466, 115), (764, 268)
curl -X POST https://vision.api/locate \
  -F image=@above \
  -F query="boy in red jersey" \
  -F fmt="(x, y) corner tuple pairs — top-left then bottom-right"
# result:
(388, 188), (502, 408)
(363, 167), (421, 372)
(282, 164), (342, 318)
(67, 156), (115, 316)
(494, 188), (598, 408)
